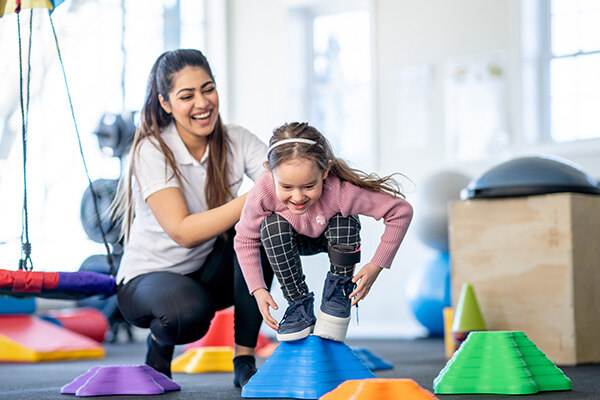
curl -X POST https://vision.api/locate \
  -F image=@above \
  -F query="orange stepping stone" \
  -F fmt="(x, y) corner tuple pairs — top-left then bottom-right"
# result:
(320, 378), (439, 399)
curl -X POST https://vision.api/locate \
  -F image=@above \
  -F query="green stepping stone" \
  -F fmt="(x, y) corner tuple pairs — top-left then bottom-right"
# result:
(433, 331), (572, 395)
(511, 331), (572, 391)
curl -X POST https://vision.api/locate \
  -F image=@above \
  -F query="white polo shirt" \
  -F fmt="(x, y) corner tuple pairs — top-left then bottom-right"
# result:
(117, 123), (267, 284)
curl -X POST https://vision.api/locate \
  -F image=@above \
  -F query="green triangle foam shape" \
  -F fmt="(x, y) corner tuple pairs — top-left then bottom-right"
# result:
(433, 331), (571, 395)
(451, 283), (485, 333)
(511, 331), (572, 391)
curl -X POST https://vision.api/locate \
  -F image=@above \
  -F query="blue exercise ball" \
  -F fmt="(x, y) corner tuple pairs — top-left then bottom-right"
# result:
(414, 170), (471, 253)
(405, 253), (451, 336)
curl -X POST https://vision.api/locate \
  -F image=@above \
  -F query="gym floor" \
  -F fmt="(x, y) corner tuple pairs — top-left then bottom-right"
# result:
(0, 335), (598, 400)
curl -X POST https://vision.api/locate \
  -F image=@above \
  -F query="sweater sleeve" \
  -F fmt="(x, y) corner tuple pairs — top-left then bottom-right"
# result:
(331, 179), (413, 269)
(234, 173), (272, 294)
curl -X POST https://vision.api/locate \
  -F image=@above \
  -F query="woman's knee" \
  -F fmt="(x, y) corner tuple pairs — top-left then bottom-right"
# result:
(152, 289), (216, 345)
(117, 272), (216, 345)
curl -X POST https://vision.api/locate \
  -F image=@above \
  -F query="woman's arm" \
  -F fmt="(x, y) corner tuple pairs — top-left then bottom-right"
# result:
(146, 188), (247, 248)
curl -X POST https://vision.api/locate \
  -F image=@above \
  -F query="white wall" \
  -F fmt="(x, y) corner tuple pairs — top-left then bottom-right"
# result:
(226, 0), (600, 338)
(226, 0), (289, 144)
(376, 0), (511, 181)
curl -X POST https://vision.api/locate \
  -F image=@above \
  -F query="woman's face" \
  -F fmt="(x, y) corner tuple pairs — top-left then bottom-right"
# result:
(159, 66), (219, 142)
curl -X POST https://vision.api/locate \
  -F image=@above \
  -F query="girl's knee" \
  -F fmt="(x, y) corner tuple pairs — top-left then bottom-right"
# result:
(326, 214), (361, 245)
(260, 213), (293, 241)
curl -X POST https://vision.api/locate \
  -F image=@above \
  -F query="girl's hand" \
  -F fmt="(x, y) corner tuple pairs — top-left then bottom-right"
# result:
(349, 263), (383, 306)
(253, 288), (279, 330)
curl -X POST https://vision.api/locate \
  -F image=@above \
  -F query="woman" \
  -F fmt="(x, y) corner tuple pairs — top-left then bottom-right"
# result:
(115, 49), (273, 388)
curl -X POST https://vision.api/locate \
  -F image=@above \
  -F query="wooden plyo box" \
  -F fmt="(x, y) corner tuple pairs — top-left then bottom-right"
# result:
(449, 192), (600, 365)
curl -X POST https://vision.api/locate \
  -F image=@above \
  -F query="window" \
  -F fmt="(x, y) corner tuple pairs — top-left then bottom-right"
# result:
(285, 1), (375, 170)
(0, 0), (211, 271)
(546, 0), (600, 142)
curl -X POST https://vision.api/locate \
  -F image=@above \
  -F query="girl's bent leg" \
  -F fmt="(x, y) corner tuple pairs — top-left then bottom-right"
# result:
(260, 214), (317, 341)
(314, 214), (361, 342)
(260, 213), (308, 303)
(324, 214), (361, 276)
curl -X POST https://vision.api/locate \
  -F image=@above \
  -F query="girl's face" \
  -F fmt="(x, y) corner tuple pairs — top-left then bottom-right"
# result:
(271, 157), (328, 215)
(158, 66), (219, 142)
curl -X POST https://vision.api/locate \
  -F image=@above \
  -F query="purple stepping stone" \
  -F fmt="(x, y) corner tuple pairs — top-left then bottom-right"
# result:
(139, 365), (182, 392)
(61, 366), (101, 394)
(61, 365), (181, 396)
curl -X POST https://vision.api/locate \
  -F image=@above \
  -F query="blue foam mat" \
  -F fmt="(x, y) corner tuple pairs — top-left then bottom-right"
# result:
(242, 335), (376, 399)
(0, 296), (36, 315)
(352, 347), (394, 371)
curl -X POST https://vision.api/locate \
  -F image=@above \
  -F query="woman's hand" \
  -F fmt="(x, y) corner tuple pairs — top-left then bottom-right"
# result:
(253, 288), (279, 330)
(349, 262), (383, 306)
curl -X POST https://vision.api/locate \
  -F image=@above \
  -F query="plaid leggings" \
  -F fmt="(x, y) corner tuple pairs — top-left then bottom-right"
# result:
(260, 213), (361, 302)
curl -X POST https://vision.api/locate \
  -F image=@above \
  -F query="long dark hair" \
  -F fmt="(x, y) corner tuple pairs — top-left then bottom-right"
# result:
(267, 122), (405, 197)
(115, 49), (232, 242)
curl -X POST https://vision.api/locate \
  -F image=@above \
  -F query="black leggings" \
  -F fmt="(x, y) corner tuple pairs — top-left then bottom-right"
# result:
(117, 231), (273, 348)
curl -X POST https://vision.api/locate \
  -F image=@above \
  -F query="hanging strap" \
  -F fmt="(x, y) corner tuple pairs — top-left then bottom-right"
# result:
(47, 11), (116, 276)
(16, 9), (33, 271)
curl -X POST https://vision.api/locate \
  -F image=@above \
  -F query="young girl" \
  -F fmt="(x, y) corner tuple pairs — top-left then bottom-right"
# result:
(114, 49), (273, 387)
(234, 122), (413, 342)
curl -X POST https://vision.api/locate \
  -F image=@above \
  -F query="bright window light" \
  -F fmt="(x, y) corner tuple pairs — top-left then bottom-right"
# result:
(549, 0), (600, 142)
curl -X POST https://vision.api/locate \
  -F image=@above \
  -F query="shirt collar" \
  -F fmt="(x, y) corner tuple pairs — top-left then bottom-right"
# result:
(163, 122), (209, 166)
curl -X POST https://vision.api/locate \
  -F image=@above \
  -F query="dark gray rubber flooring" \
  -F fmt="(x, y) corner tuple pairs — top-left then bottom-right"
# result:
(0, 337), (598, 399)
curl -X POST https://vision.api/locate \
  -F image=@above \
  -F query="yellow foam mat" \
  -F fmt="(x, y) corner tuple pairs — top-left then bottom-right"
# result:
(172, 346), (234, 373)
(0, 315), (104, 362)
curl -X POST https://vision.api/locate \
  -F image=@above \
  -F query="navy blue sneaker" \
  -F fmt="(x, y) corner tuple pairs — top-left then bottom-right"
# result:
(313, 272), (356, 341)
(276, 292), (316, 341)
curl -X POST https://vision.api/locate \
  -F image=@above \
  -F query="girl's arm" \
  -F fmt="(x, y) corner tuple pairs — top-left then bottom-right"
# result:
(349, 262), (382, 306)
(147, 188), (247, 248)
(253, 288), (279, 330)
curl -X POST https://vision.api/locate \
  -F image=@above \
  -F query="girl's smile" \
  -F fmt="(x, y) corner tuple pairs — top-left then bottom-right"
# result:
(271, 157), (328, 215)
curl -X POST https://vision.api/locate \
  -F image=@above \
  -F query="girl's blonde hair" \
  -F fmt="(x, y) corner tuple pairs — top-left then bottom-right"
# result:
(267, 122), (404, 197)
(114, 49), (232, 242)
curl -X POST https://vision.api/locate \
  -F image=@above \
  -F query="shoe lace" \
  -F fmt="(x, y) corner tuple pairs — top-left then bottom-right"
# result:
(323, 277), (355, 305)
(323, 276), (360, 324)
(279, 294), (312, 325)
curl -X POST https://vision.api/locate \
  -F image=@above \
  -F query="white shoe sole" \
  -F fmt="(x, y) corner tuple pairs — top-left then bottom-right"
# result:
(313, 309), (350, 342)
(276, 325), (314, 342)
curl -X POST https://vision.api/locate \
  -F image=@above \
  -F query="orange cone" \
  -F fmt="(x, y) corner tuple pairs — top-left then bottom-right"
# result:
(256, 342), (278, 358)
(320, 378), (439, 399)
(185, 307), (274, 354)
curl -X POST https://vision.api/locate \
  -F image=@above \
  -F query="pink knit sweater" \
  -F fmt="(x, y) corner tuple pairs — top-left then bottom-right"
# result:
(234, 172), (413, 294)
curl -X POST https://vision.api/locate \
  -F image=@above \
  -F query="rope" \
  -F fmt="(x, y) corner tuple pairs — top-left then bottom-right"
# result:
(120, 0), (126, 111)
(16, 9), (34, 271)
(47, 12), (116, 276)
